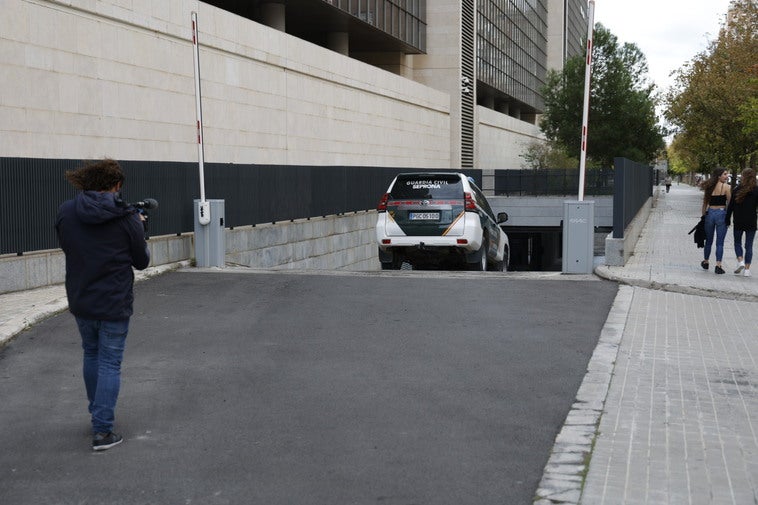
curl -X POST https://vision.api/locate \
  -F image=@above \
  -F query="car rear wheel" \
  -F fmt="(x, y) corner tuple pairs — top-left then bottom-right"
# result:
(380, 251), (403, 270)
(491, 248), (508, 272)
(491, 257), (504, 272)
(467, 242), (487, 271)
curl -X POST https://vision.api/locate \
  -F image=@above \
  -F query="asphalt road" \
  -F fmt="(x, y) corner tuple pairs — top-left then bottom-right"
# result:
(0, 270), (617, 505)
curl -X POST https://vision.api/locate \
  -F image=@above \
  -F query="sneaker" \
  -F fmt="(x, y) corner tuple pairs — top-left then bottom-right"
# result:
(93, 432), (123, 451)
(735, 261), (745, 274)
(744, 269), (752, 277)
(715, 266), (725, 274)
(701, 260), (709, 270)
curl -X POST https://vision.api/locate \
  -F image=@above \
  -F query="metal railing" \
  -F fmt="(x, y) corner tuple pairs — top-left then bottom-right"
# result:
(612, 158), (654, 238)
(493, 168), (614, 196)
(2, 156), (651, 255)
(0, 158), (472, 255)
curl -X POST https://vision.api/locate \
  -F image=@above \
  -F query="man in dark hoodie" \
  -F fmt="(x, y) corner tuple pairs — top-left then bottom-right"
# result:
(56, 159), (150, 451)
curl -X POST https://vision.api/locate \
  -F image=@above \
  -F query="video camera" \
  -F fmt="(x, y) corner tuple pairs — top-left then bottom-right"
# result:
(127, 198), (158, 238)
(129, 198), (159, 210)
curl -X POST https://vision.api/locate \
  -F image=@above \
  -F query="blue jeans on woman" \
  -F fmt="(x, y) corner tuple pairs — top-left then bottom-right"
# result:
(75, 317), (129, 434)
(704, 208), (727, 262)
(734, 228), (756, 265)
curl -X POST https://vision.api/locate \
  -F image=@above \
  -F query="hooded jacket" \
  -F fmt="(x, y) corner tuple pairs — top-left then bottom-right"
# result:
(726, 186), (758, 232)
(56, 191), (150, 320)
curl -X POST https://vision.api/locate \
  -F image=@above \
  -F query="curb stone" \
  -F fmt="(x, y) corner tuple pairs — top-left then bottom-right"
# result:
(533, 285), (633, 504)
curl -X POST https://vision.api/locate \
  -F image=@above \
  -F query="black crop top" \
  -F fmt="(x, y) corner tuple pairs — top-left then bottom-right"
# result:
(710, 194), (727, 206)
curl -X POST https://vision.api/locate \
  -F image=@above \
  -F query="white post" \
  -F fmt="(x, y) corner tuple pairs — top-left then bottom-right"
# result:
(578, 0), (595, 202)
(191, 12), (210, 224)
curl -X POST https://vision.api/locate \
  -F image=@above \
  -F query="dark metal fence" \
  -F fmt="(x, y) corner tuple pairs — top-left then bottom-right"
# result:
(1, 157), (652, 255)
(0, 158), (474, 255)
(493, 168), (614, 196)
(612, 157), (654, 238)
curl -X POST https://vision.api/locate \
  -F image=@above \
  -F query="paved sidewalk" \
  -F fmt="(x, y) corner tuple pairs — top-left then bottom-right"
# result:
(0, 262), (187, 348)
(537, 184), (758, 504)
(597, 185), (758, 302)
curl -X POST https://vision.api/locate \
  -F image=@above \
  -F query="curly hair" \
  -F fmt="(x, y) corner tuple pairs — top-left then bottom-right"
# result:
(735, 168), (757, 204)
(702, 168), (727, 202)
(65, 159), (124, 191)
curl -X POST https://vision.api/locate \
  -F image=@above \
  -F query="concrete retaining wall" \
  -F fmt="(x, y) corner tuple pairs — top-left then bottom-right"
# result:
(0, 233), (194, 295)
(489, 195), (614, 228)
(604, 190), (659, 266)
(0, 212), (379, 295)
(225, 212), (379, 271)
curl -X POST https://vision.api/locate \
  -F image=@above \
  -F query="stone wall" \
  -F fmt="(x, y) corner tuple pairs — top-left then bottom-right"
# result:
(0, 212), (378, 295)
(1, 0), (451, 167)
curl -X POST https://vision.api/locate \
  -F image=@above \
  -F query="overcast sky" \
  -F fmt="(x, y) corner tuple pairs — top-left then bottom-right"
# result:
(592, 0), (732, 93)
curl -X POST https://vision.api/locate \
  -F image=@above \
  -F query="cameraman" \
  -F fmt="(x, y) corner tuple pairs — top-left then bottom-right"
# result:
(56, 159), (150, 451)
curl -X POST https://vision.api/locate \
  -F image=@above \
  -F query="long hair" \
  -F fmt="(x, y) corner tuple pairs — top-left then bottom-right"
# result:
(65, 159), (124, 191)
(702, 168), (727, 202)
(735, 168), (757, 204)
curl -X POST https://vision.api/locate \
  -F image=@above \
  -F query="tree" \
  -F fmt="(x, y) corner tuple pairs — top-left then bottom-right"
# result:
(540, 24), (665, 167)
(519, 140), (579, 169)
(667, 135), (698, 175)
(665, 0), (758, 170)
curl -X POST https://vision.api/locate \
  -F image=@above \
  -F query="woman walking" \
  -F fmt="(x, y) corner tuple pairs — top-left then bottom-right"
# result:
(726, 168), (758, 277)
(701, 168), (731, 274)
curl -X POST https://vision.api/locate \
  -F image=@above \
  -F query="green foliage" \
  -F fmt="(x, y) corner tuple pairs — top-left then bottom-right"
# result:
(519, 140), (579, 169)
(540, 24), (665, 167)
(667, 136), (696, 175)
(665, 0), (758, 170)
(738, 91), (758, 139)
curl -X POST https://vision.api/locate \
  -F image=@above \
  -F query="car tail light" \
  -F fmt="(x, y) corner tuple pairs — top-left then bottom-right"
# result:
(457, 238), (468, 244)
(377, 193), (390, 211)
(381, 239), (391, 244)
(464, 192), (477, 211)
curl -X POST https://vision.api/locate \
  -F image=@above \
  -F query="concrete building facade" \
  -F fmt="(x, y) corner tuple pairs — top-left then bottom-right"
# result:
(1, 0), (587, 188)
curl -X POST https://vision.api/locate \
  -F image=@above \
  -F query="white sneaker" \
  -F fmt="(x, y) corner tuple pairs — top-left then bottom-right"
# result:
(744, 269), (752, 277)
(735, 261), (745, 274)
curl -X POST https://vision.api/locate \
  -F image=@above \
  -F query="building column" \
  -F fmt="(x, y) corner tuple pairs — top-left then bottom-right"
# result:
(327, 31), (349, 55)
(261, 3), (285, 31)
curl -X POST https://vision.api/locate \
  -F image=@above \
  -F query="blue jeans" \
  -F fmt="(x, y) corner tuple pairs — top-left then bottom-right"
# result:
(704, 208), (727, 262)
(76, 317), (129, 434)
(734, 229), (756, 265)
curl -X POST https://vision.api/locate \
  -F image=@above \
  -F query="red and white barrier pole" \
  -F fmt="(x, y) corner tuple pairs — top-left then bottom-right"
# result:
(191, 12), (210, 224)
(578, 0), (595, 202)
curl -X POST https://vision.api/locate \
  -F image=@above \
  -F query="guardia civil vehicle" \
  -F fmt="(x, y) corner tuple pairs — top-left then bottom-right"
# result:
(376, 172), (509, 271)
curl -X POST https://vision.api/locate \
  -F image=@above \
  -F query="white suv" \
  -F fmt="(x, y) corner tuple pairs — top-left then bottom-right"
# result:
(375, 172), (509, 271)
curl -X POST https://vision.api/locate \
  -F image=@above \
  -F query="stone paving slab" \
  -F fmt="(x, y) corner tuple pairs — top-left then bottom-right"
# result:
(597, 185), (758, 302)
(580, 287), (758, 505)
(540, 184), (758, 505)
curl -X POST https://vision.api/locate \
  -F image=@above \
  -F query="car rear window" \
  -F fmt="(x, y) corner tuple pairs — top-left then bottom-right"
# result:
(389, 175), (463, 200)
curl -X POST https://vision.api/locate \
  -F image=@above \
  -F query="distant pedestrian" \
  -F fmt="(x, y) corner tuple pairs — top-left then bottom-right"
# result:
(55, 159), (150, 451)
(664, 175), (672, 193)
(700, 168), (731, 274)
(726, 168), (758, 277)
